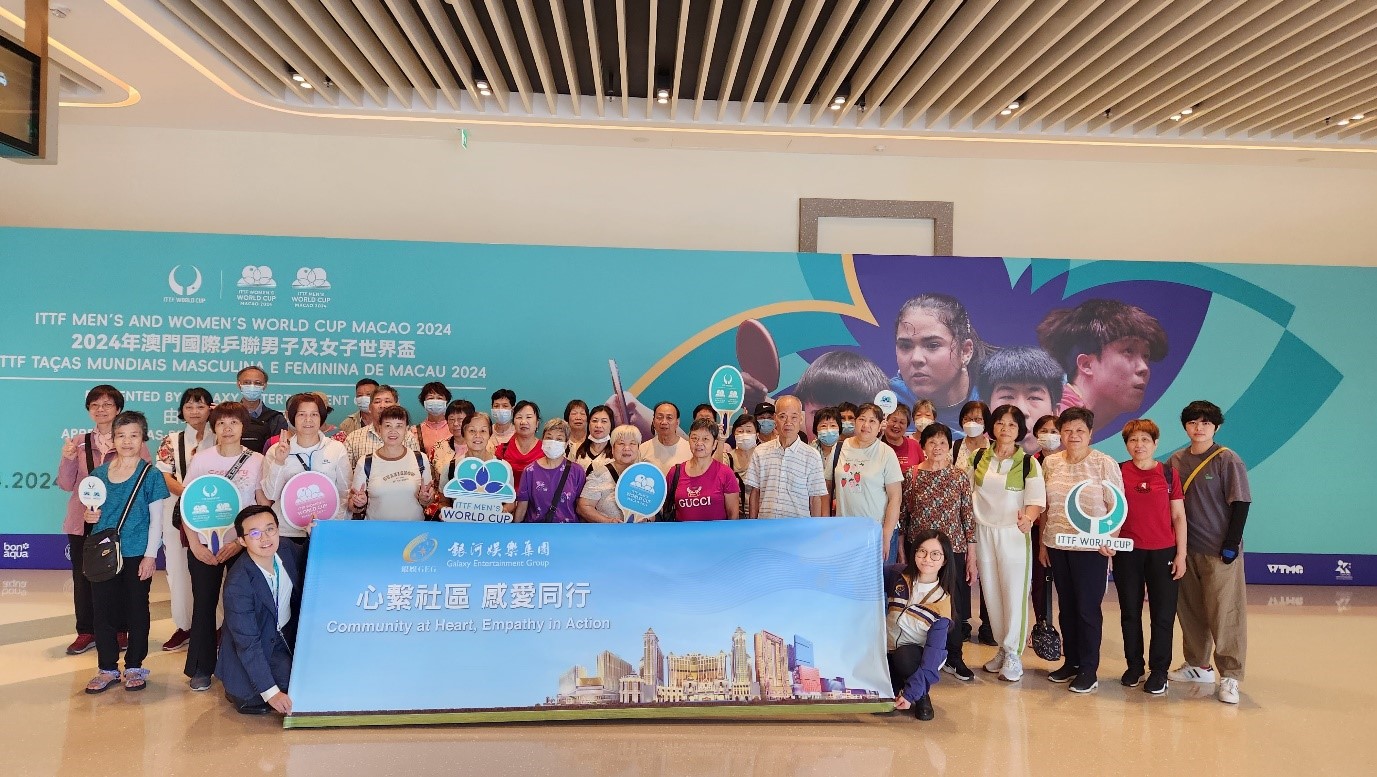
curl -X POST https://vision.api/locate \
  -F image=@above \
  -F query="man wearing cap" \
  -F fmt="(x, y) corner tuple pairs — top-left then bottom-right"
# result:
(753, 401), (778, 446)
(744, 396), (827, 519)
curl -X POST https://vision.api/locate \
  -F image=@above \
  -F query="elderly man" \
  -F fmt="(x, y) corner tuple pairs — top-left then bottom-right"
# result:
(744, 396), (827, 519)
(342, 385), (418, 470)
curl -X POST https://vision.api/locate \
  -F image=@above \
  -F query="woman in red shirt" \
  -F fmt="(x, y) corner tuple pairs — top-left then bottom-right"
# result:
(1114, 418), (1187, 696)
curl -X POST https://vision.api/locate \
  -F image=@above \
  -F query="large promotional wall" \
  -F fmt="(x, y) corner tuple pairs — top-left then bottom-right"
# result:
(0, 227), (1371, 584)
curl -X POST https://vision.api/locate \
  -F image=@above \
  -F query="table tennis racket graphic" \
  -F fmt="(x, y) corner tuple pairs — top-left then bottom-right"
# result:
(736, 319), (780, 392)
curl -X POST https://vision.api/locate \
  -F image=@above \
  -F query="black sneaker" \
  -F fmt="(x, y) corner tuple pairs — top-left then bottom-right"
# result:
(1121, 667), (1144, 687)
(915, 694), (935, 721)
(1069, 673), (1099, 694)
(1144, 671), (1168, 695)
(942, 658), (975, 682)
(1048, 663), (1078, 683)
(977, 626), (997, 647)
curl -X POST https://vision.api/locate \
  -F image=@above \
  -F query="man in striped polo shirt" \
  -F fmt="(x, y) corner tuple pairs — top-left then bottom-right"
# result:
(744, 396), (828, 519)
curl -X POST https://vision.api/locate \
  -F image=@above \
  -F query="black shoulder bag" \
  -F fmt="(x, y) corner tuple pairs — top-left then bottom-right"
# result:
(1030, 573), (1062, 661)
(83, 462), (152, 583)
(171, 432), (189, 529)
(659, 464), (682, 522)
(538, 462), (573, 522)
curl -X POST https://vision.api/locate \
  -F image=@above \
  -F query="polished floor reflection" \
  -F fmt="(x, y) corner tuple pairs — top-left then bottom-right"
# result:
(1, 571), (1372, 776)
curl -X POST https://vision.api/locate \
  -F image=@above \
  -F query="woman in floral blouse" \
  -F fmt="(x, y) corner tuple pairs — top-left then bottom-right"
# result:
(899, 422), (977, 681)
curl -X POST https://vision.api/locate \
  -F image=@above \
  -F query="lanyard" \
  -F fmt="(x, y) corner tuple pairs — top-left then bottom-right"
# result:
(292, 441), (323, 472)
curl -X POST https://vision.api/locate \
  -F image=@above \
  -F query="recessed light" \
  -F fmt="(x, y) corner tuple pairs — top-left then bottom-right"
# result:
(1181, 107), (1193, 116)
(1353, 114), (1366, 120)
(1338, 119), (1350, 126)
(830, 103), (842, 111)
(1001, 109), (1013, 116)
(833, 96), (846, 105)
(1170, 114), (1182, 121)
(1008, 101), (1019, 110)
(301, 82), (313, 90)
(476, 79), (490, 91)
(657, 88), (670, 99)
(479, 88), (491, 97)
(657, 97), (668, 105)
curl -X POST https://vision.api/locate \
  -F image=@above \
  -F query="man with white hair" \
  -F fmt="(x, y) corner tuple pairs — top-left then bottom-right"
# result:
(744, 396), (827, 519)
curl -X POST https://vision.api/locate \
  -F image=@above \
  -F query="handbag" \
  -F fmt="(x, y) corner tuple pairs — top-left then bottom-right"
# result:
(82, 462), (151, 583)
(170, 432), (189, 529)
(1030, 572), (1062, 661)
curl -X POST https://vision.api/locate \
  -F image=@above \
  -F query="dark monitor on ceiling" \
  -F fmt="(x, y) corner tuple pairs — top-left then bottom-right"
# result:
(0, 32), (42, 158)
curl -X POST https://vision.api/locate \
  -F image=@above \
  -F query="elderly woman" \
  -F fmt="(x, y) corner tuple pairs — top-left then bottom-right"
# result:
(578, 425), (644, 523)
(564, 400), (590, 451)
(969, 404), (1045, 684)
(182, 401), (270, 694)
(812, 408), (841, 515)
(153, 387), (215, 653)
(571, 405), (616, 471)
(262, 392), (353, 537)
(348, 405), (434, 522)
(498, 400), (544, 491)
(728, 414), (758, 478)
(1040, 406), (1125, 694)
(881, 403), (924, 472)
(414, 382), (453, 458)
(514, 419), (585, 523)
(432, 399), (476, 488)
(439, 413), (494, 507)
(834, 403), (904, 562)
(952, 400), (992, 471)
(899, 422), (977, 682)
(82, 410), (169, 693)
(665, 418), (741, 521)
(58, 385), (150, 656)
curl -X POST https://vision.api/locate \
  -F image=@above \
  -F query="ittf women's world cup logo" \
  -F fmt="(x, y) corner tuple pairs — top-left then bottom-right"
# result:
(1053, 479), (1134, 552)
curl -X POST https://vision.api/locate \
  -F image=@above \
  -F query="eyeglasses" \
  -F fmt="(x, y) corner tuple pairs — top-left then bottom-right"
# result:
(89, 401), (117, 409)
(914, 549), (944, 560)
(244, 526), (278, 541)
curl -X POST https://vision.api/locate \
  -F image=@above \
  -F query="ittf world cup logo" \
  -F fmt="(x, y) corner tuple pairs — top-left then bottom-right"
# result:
(1055, 479), (1133, 551)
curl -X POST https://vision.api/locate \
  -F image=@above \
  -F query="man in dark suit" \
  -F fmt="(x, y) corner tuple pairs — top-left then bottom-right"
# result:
(216, 505), (305, 715)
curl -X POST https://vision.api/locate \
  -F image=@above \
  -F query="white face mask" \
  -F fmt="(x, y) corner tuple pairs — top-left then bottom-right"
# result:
(355, 395), (372, 412)
(962, 422), (985, 439)
(424, 399), (448, 416)
(735, 433), (758, 450)
(913, 417), (934, 432)
(589, 435), (611, 445)
(1038, 433), (1061, 451)
(541, 439), (566, 460)
(492, 408), (513, 425)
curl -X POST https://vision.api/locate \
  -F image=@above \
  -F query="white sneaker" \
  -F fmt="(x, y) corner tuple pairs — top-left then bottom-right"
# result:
(983, 649), (1005, 673)
(1218, 677), (1239, 704)
(999, 653), (1023, 682)
(1168, 664), (1216, 683)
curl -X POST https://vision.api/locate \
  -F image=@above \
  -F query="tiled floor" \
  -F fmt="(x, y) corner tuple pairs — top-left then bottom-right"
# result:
(0, 570), (1371, 776)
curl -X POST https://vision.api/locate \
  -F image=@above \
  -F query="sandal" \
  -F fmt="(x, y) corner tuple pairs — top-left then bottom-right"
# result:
(85, 670), (122, 694)
(123, 667), (150, 692)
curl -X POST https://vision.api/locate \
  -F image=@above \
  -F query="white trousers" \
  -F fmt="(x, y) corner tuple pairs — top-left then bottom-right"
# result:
(161, 496), (193, 631)
(975, 522), (1033, 656)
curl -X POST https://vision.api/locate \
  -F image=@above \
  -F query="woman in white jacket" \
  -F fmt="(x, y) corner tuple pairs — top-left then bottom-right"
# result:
(261, 393), (352, 543)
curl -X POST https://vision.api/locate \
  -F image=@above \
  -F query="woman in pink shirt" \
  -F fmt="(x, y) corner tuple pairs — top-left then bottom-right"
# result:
(666, 419), (741, 521)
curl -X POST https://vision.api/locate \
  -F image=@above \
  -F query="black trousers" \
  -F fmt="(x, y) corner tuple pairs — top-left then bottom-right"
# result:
(1048, 548), (1108, 675)
(92, 558), (151, 671)
(69, 532), (125, 635)
(1030, 525), (1051, 622)
(1112, 547), (1179, 673)
(947, 551), (971, 662)
(185, 549), (227, 678)
(887, 644), (930, 697)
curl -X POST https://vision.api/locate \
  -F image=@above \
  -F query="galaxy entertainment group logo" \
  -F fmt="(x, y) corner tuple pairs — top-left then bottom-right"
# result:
(165, 265), (207, 304)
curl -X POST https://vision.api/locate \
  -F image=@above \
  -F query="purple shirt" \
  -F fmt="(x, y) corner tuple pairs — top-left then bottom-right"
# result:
(517, 460), (586, 523)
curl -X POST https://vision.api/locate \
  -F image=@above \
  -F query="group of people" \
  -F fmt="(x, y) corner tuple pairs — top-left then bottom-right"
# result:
(57, 362), (1250, 722)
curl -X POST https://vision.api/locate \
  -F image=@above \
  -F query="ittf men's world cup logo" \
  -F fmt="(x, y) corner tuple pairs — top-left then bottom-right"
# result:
(1054, 479), (1134, 551)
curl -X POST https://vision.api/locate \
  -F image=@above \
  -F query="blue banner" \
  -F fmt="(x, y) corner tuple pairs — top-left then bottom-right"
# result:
(286, 519), (890, 727)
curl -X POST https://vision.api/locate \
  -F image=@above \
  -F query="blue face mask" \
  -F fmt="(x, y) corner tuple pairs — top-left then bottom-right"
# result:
(239, 384), (264, 402)
(841, 421), (855, 436)
(818, 430), (839, 446)
(758, 419), (776, 435)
